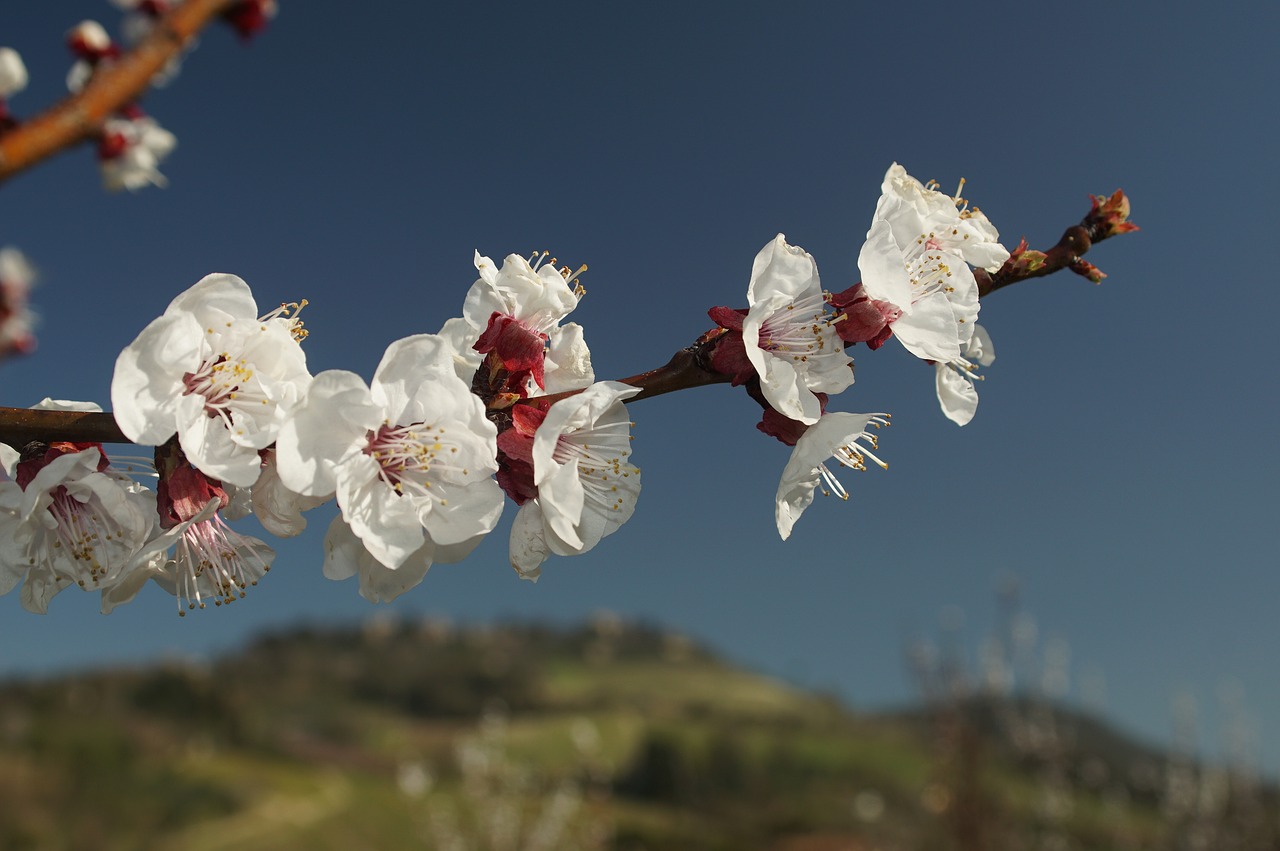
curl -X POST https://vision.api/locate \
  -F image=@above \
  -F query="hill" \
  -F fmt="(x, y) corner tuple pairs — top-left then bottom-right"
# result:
(0, 617), (1274, 850)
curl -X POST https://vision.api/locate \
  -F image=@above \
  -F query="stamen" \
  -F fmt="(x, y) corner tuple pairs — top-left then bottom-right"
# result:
(259, 298), (310, 342)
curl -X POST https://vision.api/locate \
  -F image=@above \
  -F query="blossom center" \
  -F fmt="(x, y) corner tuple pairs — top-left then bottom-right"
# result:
(40, 486), (130, 587)
(553, 421), (637, 513)
(759, 292), (834, 364)
(905, 235), (960, 301)
(365, 421), (468, 498)
(816, 415), (890, 500)
(182, 354), (267, 429)
(172, 515), (271, 615)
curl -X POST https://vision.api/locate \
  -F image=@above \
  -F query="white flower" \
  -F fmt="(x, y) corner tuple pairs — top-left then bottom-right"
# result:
(935, 323), (995, 427)
(538, 322), (594, 395)
(112, 273), (312, 488)
(464, 250), (584, 342)
(775, 412), (890, 540)
(68, 20), (112, 53)
(509, 381), (641, 580)
(0, 441), (155, 613)
(98, 115), (177, 191)
(0, 47), (28, 99)
(0, 247), (36, 357)
(276, 334), (503, 579)
(99, 498), (275, 615)
(858, 163), (1009, 364)
(65, 21), (115, 92)
(743, 234), (854, 425)
(456, 250), (593, 396)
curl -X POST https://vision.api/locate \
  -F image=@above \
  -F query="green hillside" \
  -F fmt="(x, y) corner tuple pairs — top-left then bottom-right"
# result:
(0, 618), (1273, 850)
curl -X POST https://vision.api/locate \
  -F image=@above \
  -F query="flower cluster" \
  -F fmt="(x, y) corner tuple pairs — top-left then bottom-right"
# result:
(0, 247), (642, 610)
(0, 46), (27, 132)
(62, 19), (178, 191)
(0, 247), (36, 360)
(0, 162), (1036, 613)
(704, 164), (1013, 535)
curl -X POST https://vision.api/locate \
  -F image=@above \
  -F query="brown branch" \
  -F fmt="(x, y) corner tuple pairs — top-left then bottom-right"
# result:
(976, 189), (1138, 297)
(0, 0), (237, 185)
(0, 408), (126, 449)
(0, 191), (1137, 449)
(535, 345), (730, 410)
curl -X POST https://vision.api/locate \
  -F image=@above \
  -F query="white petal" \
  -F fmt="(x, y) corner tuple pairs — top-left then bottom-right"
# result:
(890, 292), (963, 363)
(175, 393), (264, 488)
(936, 363), (979, 427)
(418, 477), (504, 548)
(31, 398), (102, 413)
(166, 273), (256, 327)
(276, 369), (379, 497)
(0, 47), (28, 98)
(775, 412), (885, 539)
(966, 324), (995, 367)
(509, 501), (549, 581)
(322, 516), (432, 603)
(111, 312), (204, 444)
(370, 334), (458, 425)
(538, 322), (595, 395)
(338, 471), (425, 570)
(857, 219), (913, 309)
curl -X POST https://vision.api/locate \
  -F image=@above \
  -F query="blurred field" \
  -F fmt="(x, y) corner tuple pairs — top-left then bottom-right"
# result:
(0, 617), (1274, 850)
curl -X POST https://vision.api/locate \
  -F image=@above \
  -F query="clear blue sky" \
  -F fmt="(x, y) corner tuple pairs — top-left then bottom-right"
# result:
(2, 2), (1277, 770)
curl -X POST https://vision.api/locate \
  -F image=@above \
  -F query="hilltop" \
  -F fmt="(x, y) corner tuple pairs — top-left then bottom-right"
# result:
(0, 618), (1273, 850)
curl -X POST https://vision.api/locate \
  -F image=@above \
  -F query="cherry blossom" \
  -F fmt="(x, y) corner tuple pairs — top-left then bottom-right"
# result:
(97, 114), (177, 191)
(506, 381), (641, 580)
(0, 46), (28, 103)
(462, 250), (590, 395)
(112, 273), (312, 488)
(275, 334), (504, 584)
(857, 163), (1009, 364)
(0, 247), (36, 358)
(741, 234), (854, 424)
(65, 20), (118, 93)
(98, 443), (277, 615)
(935, 324), (995, 427)
(775, 412), (890, 540)
(0, 407), (156, 613)
(99, 495), (276, 615)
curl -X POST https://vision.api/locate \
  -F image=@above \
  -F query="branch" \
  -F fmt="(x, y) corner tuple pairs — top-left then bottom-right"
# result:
(975, 190), (1138, 297)
(0, 190), (1137, 449)
(0, 408), (125, 448)
(0, 0), (237, 185)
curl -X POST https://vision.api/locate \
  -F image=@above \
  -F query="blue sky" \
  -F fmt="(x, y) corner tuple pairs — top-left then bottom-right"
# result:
(2, 2), (1277, 770)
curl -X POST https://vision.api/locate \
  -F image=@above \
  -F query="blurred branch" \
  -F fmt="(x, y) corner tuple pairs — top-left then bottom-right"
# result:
(0, 0), (237, 185)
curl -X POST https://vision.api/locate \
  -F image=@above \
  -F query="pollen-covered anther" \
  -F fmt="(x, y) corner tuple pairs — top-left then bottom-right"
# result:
(364, 421), (466, 498)
(171, 515), (272, 616)
(260, 298), (311, 342)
